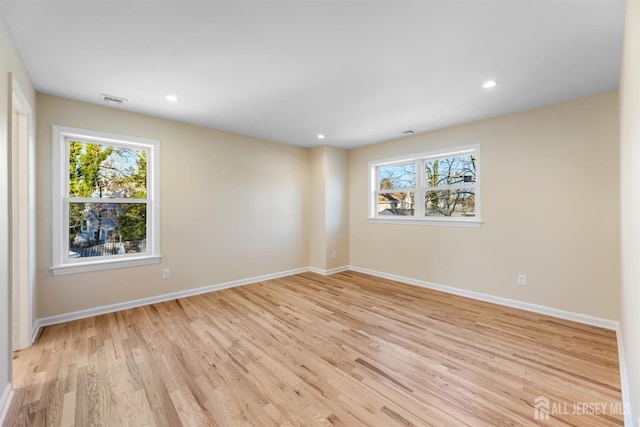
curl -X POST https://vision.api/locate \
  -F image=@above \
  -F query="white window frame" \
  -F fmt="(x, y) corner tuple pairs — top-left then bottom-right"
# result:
(368, 144), (482, 228)
(51, 125), (162, 275)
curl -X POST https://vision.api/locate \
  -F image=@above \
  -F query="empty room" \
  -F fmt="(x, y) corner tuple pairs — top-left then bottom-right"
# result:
(1, 0), (639, 426)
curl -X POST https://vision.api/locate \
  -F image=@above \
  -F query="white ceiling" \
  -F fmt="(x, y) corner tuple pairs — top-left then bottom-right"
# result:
(0, 0), (626, 149)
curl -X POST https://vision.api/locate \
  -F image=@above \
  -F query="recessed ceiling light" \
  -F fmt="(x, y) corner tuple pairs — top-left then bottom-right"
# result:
(166, 95), (180, 102)
(317, 134), (325, 140)
(482, 80), (497, 89)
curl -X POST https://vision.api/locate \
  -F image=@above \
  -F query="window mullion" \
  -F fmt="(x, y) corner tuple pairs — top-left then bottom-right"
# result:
(425, 184), (476, 192)
(67, 197), (148, 204)
(416, 160), (425, 217)
(376, 188), (414, 195)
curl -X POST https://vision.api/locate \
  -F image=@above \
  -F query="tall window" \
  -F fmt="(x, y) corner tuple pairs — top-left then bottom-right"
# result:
(52, 126), (161, 275)
(369, 145), (481, 227)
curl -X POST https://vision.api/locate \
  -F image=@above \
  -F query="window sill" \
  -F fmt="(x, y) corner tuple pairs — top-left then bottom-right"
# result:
(51, 255), (162, 276)
(368, 217), (483, 228)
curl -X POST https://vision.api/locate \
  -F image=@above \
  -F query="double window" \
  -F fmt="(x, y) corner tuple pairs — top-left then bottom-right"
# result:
(369, 145), (481, 227)
(51, 126), (161, 275)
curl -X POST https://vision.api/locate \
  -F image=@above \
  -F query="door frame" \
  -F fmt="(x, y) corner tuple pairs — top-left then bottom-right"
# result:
(10, 77), (35, 351)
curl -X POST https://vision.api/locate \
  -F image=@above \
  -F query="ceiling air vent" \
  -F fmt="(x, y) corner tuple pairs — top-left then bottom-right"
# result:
(100, 93), (128, 106)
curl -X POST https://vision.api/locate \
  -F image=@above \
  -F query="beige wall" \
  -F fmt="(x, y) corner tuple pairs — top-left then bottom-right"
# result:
(619, 0), (640, 422)
(325, 146), (349, 270)
(0, 8), (36, 407)
(36, 94), (310, 318)
(309, 146), (349, 271)
(309, 146), (327, 269)
(349, 91), (620, 320)
(34, 90), (622, 323)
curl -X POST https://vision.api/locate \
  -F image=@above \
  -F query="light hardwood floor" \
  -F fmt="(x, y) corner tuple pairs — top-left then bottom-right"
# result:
(5, 271), (623, 426)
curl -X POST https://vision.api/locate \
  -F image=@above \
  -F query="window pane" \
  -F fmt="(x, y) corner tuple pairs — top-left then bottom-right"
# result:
(425, 155), (476, 187)
(68, 140), (147, 198)
(378, 163), (416, 190)
(377, 192), (415, 216)
(69, 202), (147, 258)
(425, 189), (475, 217)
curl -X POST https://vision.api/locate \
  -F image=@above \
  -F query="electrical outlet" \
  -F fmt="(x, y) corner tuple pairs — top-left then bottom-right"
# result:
(331, 250), (337, 259)
(162, 268), (170, 279)
(517, 274), (526, 286)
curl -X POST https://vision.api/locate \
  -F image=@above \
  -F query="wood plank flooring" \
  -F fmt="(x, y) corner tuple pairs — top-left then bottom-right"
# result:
(5, 271), (623, 426)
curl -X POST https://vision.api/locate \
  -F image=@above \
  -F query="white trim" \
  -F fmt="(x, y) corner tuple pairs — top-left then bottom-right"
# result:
(31, 319), (41, 344)
(34, 267), (309, 330)
(308, 265), (350, 276)
(368, 144), (481, 226)
(348, 265), (619, 330)
(51, 125), (161, 275)
(10, 77), (34, 351)
(0, 383), (14, 426)
(352, 263), (630, 421)
(35, 264), (620, 333)
(29, 264), (631, 424)
(616, 325), (634, 426)
(308, 267), (324, 275)
(38, 264), (620, 331)
(368, 218), (483, 228)
(51, 254), (162, 276)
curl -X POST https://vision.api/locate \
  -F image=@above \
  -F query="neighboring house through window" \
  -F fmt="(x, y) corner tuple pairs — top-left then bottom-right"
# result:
(369, 144), (481, 227)
(51, 125), (161, 275)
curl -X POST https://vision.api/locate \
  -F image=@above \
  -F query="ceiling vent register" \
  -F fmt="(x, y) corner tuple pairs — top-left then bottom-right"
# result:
(100, 93), (128, 106)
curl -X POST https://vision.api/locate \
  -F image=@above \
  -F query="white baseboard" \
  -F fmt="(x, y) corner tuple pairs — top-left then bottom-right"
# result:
(33, 265), (351, 336)
(34, 264), (620, 333)
(31, 321), (40, 345)
(0, 383), (14, 427)
(616, 325), (634, 426)
(347, 266), (633, 423)
(29, 264), (631, 424)
(308, 265), (349, 276)
(34, 267), (310, 332)
(348, 265), (619, 330)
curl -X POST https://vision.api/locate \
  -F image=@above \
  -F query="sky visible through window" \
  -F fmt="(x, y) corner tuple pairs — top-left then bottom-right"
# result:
(378, 163), (416, 190)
